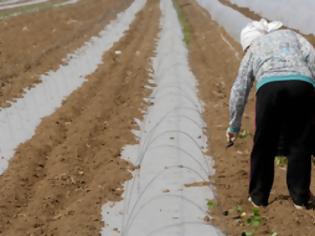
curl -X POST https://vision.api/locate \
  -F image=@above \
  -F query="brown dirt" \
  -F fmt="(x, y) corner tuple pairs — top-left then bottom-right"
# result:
(0, 0), (160, 235)
(0, 0), (133, 107)
(178, 0), (315, 235)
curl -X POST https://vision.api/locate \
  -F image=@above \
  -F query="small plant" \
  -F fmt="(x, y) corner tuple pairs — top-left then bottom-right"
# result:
(234, 205), (266, 236)
(271, 233), (278, 236)
(207, 200), (217, 209)
(247, 208), (261, 227)
(235, 205), (244, 214)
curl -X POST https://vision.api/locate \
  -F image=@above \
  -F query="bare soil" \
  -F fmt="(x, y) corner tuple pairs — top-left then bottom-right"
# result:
(178, 0), (315, 235)
(0, 0), (133, 107)
(0, 0), (160, 235)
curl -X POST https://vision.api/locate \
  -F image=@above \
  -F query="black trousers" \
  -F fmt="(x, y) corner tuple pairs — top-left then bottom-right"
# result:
(250, 80), (315, 206)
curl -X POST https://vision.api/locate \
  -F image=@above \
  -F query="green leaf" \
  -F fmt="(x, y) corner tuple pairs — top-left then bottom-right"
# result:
(271, 233), (278, 236)
(247, 208), (261, 227)
(207, 200), (217, 209)
(251, 218), (261, 227)
(252, 207), (260, 216)
(235, 205), (243, 213)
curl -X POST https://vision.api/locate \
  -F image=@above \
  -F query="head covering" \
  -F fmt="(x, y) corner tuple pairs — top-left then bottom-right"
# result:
(240, 18), (283, 51)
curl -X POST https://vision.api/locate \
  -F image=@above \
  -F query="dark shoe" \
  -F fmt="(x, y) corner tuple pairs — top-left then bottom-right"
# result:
(293, 191), (314, 210)
(248, 197), (267, 208)
(293, 203), (307, 210)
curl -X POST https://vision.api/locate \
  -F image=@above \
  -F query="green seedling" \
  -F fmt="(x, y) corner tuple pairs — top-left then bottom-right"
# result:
(271, 233), (278, 236)
(207, 200), (217, 209)
(235, 205), (244, 214)
(247, 208), (261, 227)
(275, 156), (287, 167)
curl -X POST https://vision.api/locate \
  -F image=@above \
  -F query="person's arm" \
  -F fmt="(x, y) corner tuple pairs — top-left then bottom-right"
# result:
(228, 50), (255, 135)
(296, 33), (315, 78)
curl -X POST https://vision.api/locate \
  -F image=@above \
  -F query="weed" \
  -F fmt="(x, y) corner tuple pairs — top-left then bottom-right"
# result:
(232, 205), (267, 236)
(207, 200), (217, 209)
(234, 205), (244, 213)
(247, 208), (261, 227)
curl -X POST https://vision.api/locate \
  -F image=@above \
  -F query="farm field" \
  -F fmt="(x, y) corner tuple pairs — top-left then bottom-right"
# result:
(0, 0), (314, 235)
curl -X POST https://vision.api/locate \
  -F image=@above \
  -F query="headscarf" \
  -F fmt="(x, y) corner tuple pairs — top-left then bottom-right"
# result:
(240, 19), (283, 51)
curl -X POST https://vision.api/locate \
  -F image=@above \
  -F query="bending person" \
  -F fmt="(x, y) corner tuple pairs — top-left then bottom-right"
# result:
(227, 19), (315, 209)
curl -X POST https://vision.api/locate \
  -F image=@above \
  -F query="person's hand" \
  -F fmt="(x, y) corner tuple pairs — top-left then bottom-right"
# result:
(226, 128), (238, 148)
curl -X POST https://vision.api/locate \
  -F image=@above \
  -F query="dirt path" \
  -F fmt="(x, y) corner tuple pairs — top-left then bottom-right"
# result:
(0, 0), (132, 107)
(178, 0), (315, 235)
(0, 0), (160, 235)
